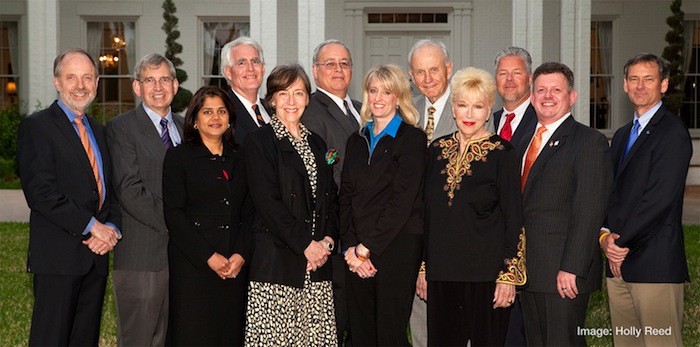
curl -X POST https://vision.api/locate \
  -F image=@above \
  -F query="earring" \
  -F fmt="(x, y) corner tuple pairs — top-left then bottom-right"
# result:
(194, 125), (198, 130)
(227, 124), (231, 129)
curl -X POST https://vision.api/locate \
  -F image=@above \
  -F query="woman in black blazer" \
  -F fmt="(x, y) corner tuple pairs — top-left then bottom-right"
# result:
(340, 64), (427, 346)
(244, 63), (338, 346)
(422, 67), (525, 346)
(163, 86), (253, 346)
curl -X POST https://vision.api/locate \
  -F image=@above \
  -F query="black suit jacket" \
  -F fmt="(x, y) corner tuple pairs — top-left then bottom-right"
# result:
(605, 105), (692, 283)
(225, 87), (269, 145)
(17, 101), (121, 276)
(244, 125), (338, 288)
(493, 103), (538, 154)
(301, 90), (361, 187)
(521, 116), (612, 294)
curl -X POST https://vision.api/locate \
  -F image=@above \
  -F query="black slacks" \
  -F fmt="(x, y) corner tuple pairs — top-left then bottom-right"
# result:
(520, 291), (590, 346)
(427, 281), (511, 347)
(345, 234), (422, 346)
(30, 264), (107, 346)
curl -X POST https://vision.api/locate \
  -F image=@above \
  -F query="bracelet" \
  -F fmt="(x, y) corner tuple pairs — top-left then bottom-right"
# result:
(598, 230), (611, 245)
(354, 247), (369, 262)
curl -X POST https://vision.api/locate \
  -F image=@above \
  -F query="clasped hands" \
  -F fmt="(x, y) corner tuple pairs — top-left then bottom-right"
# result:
(345, 244), (377, 279)
(207, 253), (245, 280)
(600, 230), (630, 278)
(305, 237), (334, 272)
(82, 221), (120, 256)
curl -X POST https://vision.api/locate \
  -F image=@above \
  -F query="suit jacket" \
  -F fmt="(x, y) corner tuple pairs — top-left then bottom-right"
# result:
(521, 116), (612, 294)
(225, 87), (269, 145)
(605, 105), (692, 283)
(244, 125), (338, 288)
(493, 103), (538, 153)
(17, 101), (121, 276)
(301, 90), (361, 187)
(106, 103), (184, 271)
(414, 94), (458, 143)
(340, 122), (427, 256)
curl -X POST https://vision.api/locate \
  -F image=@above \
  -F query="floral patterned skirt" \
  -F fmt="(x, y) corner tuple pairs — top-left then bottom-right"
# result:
(244, 273), (337, 346)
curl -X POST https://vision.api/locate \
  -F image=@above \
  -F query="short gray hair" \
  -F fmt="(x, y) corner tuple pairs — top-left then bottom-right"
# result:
(494, 47), (532, 74)
(133, 53), (176, 80)
(312, 39), (352, 65)
(408, 39), (450, 68)
(220, 36), (265, 76)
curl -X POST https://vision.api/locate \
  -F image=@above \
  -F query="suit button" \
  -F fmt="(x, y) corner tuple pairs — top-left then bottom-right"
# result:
(193, 221), (201, 227)
(218, 225), (230, 230)
(221, 198), (230, 205)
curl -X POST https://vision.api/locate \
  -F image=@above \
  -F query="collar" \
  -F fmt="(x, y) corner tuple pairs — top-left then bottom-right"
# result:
(142, 103), (173, 126)
(231, 88), (260, 110)
(425, 86), (451, 113)
(317, 87), (349, 111)
(538, 112), (571, 134)
(633, 100), (662, 132)
(366, 114), (402, 138)
(270, 116), (311, 142)
(502, 98), (531, 119)
(57, 99), (83, 122)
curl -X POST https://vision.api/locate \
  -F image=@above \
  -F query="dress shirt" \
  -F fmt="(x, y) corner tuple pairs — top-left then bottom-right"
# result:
(496, 99), (531, 134)
(522, 113), (571, 171)
(317, 87), (362, 125)
(421, 87), (451, 130)
(143, 103), (182, 146)
(232, 89), (270, 125)
(366, 114), (402, 154)
(58, 99), (120, 236)
(631, 100), (662, 136)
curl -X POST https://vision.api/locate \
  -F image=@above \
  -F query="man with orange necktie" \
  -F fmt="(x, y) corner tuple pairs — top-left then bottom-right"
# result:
(17, 49), (121, 346)
(519, 62), (612, 346)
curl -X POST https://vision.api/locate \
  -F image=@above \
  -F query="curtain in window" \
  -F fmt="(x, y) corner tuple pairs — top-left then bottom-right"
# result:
(7, 21), (18, 77)
(682, 21), (695, 86)
(597, 21), (612, 102)
(87, 22), (101, 65)
(124, 22), (135, 75)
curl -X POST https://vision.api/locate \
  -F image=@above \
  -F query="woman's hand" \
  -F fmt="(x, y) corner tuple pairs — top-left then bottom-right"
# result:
(344, 246), (363, 270)
(207, 252), (230, 280)
(355, 259), (377, 279)
(416, 272), (428, 300)
(493, 283), (516, 309)
(304, 240), (331, 272)
(222, 253), (245, 278)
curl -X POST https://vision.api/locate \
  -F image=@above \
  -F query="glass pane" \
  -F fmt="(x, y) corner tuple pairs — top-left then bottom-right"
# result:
(88, 21), (135, 77)
(0, 21), (19, 109)
(203, 22), (250, 79)
(590, 76), (611, 129)
(92, 77), (136, 124)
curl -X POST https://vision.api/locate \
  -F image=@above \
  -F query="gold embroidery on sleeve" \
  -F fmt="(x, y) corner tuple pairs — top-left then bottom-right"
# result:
(496, 227), (527, 286)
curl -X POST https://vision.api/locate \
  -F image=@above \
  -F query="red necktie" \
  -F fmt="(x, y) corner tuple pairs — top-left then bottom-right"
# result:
(500, 113), (516, 142)
(521, 126), (547, 191)
(75, 116), (103, 209)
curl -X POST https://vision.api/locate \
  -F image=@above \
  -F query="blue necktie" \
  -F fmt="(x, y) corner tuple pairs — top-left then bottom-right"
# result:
(622, 119), (640, 159)
(160, 118), (174, 149)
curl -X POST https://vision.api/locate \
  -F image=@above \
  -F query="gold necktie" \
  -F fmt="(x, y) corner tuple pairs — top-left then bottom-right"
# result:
(75, 116), (103, 209)
(521, 125), (547, 191)
(425, 106), (436, 146)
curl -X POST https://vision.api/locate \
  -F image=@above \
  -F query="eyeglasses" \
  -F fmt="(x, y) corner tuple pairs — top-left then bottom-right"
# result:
(138, 77), (175, 87)
(317, 61), (353, 71)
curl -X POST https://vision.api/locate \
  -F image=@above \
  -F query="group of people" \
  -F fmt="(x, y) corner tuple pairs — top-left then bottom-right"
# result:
(17, 34), (691, 347)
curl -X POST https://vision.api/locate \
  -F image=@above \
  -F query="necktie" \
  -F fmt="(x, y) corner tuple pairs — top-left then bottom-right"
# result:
(343, 100), (359, 126)
(521, 125), (547, 191)
(252, 104), (266, 126)
(160, 118), (174, 149)
(425, 106), (436, 146)
(622, 119), (640, 159)
(500, 112), (516, 142)
(74, 116), (103, 209)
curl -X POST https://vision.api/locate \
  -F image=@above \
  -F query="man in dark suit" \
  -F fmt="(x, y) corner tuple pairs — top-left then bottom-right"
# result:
(107, 53), (183, 346)
(601, 54), (692, 346)
(407, 39), (458, 347)
(220, 36), (270, 145)
(492, 46), (537, 347)
(301, 39), (361, 346)
(17, 48), (121, 346)
(519, 62), (612, 346)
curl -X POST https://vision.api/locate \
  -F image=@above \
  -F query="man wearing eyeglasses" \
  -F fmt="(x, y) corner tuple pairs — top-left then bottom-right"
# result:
(301, 39), (361, 346)
(221, 36), (271, 145)
(106, 53), (182, 347)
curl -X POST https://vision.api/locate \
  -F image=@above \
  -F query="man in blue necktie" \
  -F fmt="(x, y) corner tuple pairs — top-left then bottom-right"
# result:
(600, 53), (692, 346)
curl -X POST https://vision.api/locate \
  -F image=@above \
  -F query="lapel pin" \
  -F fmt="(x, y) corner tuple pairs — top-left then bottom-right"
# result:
(646, 130), (650, 135)
(549, 140), (559, 147)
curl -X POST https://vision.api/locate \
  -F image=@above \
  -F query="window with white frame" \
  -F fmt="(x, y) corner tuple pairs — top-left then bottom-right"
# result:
(0, 20), (19, 109)
(682, 19), (699, 129)
(87, 21), (136, 123)
(202, 21), (250, 88)
(590, 21), (613, 130)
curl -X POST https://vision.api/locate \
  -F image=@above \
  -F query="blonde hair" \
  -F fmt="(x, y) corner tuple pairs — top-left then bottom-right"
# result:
(360, 64), (419, 126)
(450, 67), (497, 108)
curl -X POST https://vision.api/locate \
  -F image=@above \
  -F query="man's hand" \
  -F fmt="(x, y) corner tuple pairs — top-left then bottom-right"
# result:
(82, 236), (113, 255)
(556, 270), (579, 299)
(88, 221), (120, 248)
(601, 232), (629, 263)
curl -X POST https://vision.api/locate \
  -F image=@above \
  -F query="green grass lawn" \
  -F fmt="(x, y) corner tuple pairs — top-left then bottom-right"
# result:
(1, 222), (699, 346)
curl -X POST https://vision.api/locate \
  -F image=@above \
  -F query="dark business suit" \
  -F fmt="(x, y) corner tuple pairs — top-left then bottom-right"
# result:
(493, 102), (537, 347)
(163, 142), (253, 346)
(301, 89), (360, 345)
(493, 103), (538, 153)
(226, 87), (269, 145)
(605, 105), (691, 345)
(520, 116), (612, 346)
(106, 103), (183, 346)
(17, 101), (121, 346)
(340, 121), (426, 346)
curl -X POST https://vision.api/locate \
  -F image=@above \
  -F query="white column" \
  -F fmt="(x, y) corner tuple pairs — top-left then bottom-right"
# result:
(27, 0), (59, 111)
(250, 0), (277, 90)
(345, 7), (363, 98)
(512, 0), (543, 68)
(452, 4), (473, 70)
(298, 0), (325, 87)
(561, 0), (591, 125)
